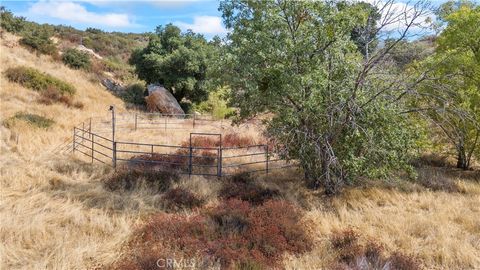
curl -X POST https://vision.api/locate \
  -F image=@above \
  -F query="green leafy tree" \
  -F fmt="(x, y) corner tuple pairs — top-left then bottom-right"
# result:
(348, 2), (381, 58)
(415, 5), (480, 169)
(219, 0), (429, 194)
(129, 24), (212, 103)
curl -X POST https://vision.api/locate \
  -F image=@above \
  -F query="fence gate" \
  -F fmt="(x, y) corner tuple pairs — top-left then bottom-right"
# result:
(189, 133), (222, 177)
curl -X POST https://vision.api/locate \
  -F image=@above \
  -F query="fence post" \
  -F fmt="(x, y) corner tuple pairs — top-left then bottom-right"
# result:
(266, 145), (269, 175)
(72, 127), (76, 154)
(134, 113), (137, 131)
(218, 147), (222, 177)
(113, 141), (117, 169)
(110, 106), (115, 142)
(188, 134), (193, 176)
(91, 135), (94, 163)
(188, 145), (193, 176)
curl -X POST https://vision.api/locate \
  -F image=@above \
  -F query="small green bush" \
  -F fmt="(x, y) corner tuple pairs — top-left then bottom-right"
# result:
(0, 7), (26, 33)
(62, 48), (91, 70)
(192, 86), (235, 119)
(120, 83), (146, 106)
(4, 112), (54, 129)
(4, 66), (75, 95)
(19, 29), (57, 56)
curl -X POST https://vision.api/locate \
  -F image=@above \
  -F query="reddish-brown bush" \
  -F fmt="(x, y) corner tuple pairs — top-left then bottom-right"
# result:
(220, 174), (279, 205)
(389, 252), (421, 270)
(329, 229), (421, 270)
(181, 136), (218, 148)
(37, 87), (74, 106)
(103, 169), (178, 192)
(163, 187), (204, 211)
(180, 133), (257, 148)
(116, 199), (311, 269)
(223, 133), (256, 147)
(206, 199), (311, 267)
(130, 147), (217, 171)
(331, 229), (364, 263)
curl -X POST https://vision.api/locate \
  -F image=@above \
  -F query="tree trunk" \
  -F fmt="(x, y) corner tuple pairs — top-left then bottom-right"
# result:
(456, 144), (469, 170)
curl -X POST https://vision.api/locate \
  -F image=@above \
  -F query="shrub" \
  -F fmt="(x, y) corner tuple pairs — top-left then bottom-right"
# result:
(1, 7), (26, 33)
(4, 66), (75, 95)
(19, 29), (57, 56)
(163, 187), (204, 211)
(121, 83), (146, 106)
(116, 199), (311, 269)
(330, 229), (364, 263)
(129, 149), (217, 173)
(329, 229), (421, 270)
(37, 87), (74, 107)
(103, 169), (179, 193)
(192, 86), (235, 119)
(416, 167), (460, 192)
(4, 112), (54, 129)
(412, 153), (450, 168)
(220, 173), (279, 205)
(223, 133), (256, 147)
(62, 48), (91, 70)
(389, 252), (421, 270)
(205, 199), (312, 267)
(180, 133), (256, 148)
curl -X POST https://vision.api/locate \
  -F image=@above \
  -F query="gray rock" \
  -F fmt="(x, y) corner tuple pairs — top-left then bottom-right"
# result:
(101, 78), (124, 93)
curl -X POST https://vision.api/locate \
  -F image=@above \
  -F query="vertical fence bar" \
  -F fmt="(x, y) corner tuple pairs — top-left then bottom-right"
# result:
(91, 135), (94, 163)
(189, 134), (193, 176)
(113, 142), (117, 169)
(110, 106), (116, 142)
(218, 134), (222, 177)
(217, 147), (222, 177)
(134, 113), (137, 131)
(72, 127), (76, 154)
(266, 144), (269, 175)
(151, 145), (154, 156)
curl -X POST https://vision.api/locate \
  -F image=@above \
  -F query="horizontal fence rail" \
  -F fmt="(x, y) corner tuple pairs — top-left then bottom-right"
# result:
(64, 111), (298, 177)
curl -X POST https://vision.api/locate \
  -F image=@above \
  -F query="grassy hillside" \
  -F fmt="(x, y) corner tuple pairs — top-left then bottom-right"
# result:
(1, 32), (480, 269)
(0, 32), (132, 269)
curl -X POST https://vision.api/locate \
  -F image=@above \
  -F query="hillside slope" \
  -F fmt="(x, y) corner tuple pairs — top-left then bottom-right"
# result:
(0, 33), (133, 269)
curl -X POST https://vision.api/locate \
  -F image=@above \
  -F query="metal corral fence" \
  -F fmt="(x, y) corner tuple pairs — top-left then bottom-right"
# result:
(84, 112), (226, 136)
(63, 108), (297, 177)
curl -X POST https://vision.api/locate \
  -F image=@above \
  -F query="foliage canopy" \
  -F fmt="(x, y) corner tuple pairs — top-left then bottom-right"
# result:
(130, 24), (212, 103)
(219, 0), (426, 194)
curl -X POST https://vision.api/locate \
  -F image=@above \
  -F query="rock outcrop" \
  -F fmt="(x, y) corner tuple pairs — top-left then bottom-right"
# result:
(101, 78), (124, 94)
(145, 84), (184, 115)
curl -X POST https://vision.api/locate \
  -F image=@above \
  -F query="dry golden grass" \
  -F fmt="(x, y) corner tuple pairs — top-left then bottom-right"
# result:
(1, 33), (133, 269)
(1, 32), (480, 270)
